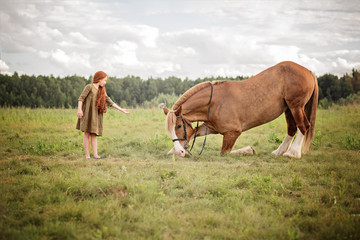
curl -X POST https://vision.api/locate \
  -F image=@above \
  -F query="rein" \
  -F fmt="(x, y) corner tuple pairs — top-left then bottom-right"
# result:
(172, 83), (214, 155)
(199, 83), (213, 155)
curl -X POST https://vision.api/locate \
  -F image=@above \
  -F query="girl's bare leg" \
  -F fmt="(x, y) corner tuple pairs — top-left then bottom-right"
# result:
(91, 133), (100, 158)
(83, 132), (91, 158)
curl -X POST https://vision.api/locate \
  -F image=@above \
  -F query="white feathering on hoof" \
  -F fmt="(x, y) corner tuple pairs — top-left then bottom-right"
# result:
(231, 146), (255, 155)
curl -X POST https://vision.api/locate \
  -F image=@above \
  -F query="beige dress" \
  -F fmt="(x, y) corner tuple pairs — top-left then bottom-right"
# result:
(76, 84), (115, 136)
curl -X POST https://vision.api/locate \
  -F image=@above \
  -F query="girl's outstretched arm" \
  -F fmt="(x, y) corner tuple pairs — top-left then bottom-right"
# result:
(112, 103), (130, 114)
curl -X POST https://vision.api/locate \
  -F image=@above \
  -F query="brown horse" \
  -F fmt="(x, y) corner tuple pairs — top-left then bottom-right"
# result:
(163, 61), (318, 158)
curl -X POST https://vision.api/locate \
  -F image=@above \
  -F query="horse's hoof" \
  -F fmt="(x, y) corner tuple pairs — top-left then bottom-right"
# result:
(272, 150), (279, 155)
(272, 149), (284, 156)
(231, 146), (255, 155)
(283, 150), (301, 159)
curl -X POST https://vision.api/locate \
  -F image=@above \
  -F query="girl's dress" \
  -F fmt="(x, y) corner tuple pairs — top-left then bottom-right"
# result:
(76, 84), (114, 136)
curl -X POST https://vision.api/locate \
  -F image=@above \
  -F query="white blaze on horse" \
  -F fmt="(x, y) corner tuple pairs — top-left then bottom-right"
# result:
(163, 61), (318, 158)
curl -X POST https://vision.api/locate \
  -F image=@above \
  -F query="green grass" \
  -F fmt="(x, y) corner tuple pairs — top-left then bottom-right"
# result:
(0, 105), (360, 240)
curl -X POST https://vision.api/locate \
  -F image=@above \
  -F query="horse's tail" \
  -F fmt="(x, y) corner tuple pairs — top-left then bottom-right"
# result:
(303, 72), (319, 152)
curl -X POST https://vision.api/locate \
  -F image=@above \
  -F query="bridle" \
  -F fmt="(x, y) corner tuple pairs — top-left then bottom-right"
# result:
(172, 83), (214, 155)
(172, 114), (193, 144)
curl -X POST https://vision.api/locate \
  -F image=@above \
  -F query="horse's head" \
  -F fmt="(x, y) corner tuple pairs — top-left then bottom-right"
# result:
(164, 106), (194, 157)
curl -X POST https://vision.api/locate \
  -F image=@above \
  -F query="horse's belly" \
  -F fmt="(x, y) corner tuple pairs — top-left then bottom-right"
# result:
(241, 101), (286, 131)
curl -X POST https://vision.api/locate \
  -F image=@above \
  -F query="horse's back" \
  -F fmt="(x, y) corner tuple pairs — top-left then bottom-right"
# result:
(249, 61), (316, 106)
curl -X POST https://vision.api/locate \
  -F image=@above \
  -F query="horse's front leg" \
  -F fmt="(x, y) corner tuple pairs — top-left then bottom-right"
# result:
(221, 131), (241, 155)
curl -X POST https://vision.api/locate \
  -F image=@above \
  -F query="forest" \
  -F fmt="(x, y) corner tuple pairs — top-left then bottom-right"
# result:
(0, 69), (359, 109)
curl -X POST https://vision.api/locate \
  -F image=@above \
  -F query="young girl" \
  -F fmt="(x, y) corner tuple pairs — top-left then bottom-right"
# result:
(76, 71), (129, 159)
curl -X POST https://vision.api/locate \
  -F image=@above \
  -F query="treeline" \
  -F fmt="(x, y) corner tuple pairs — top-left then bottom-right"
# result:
(317, 69), (360, 108)
(0, 73), (245, 108)
(0, 70), (359, 108)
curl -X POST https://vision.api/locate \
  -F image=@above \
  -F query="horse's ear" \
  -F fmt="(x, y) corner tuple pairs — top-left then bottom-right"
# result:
(174, 106), (182, 116)
(163, 107), (169, 115)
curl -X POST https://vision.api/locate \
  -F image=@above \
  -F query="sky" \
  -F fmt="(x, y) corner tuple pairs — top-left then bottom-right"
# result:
(1, 0), (360, 79)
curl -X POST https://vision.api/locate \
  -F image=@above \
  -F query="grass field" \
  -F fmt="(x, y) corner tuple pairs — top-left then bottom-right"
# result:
(0, 105), (360, 240)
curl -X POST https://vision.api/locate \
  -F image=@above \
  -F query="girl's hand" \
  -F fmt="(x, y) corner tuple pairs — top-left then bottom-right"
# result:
(121, 108), (130, 114)
(112, 104), (129, 114)
(77, 110), (83, 118)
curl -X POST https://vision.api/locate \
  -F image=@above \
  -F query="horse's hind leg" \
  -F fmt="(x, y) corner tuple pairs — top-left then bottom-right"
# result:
(272, 109), (296, 156)
(283, 107), (310, 158)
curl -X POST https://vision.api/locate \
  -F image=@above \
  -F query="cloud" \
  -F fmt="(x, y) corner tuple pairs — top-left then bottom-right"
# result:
(58, 32), (96, 48)
(331, 57), (360, 76)
(39, 49), (69, 66)
(69, 32), (92, 45)
(107, 41), (140, 67)
(51, 49), (70, 66)
(0, 60), (11, 74)
(174, 46), (197, 57)
(1, 0), (359, 78)
(39, 49), (91, 73)
(130, 25), (159, 48)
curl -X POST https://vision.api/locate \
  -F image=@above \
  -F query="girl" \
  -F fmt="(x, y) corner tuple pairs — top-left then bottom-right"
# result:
(76, 71), (129, 159)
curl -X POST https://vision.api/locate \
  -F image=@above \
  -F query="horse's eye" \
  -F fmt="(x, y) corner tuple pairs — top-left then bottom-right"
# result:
(177, 125), (182, 129)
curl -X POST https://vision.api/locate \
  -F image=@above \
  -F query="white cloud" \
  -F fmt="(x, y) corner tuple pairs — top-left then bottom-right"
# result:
(133, 25), (159, 48)
(109, 41), (139, 67)
(0, 60), (11, 74)
(58, 32), (96, 48)
(39, 49), (91, 71)
(17, 3), (40, 19)
(51, 49), (70, 66)
(36, 22), (63, 42)
(331, 57), (360, 75)
(141, 62), (181, 75)
(69, 32), (91, 44)
(1, 0), (359, 78)
(174, 47), (197, 56)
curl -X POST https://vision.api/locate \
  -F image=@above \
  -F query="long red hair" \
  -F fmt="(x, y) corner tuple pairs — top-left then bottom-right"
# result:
(93, 71), (108, 114)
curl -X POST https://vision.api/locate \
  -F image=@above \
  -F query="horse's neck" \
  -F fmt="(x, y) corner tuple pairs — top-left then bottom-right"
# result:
(182, 88), (212, 122)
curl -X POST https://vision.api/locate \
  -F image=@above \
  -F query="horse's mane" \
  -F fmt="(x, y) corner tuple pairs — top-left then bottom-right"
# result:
(165, 110), (176, 133)
(165, 81), (225, 133)
(172, 81), (224, 110)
